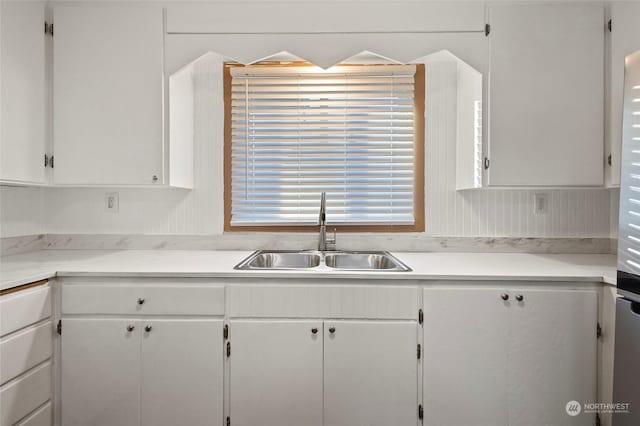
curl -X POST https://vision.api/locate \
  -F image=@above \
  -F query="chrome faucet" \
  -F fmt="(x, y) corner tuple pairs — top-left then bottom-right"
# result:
(318, 192), (336, 251)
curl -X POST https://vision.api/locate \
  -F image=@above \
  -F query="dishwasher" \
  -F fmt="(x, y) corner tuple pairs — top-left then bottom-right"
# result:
(612, 290), (640, 425)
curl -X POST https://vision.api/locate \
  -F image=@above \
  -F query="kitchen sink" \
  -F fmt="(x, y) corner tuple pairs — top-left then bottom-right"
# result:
(234, 250), (411, 272)
(236, 251), (321, 270)
(324, 252), (408, 270)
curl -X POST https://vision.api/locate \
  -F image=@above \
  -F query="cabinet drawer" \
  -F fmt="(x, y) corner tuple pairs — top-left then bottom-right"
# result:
(62, 284), (225, 315)
(1, 321), (52, 385)
(229, 285), (418, 320)
(0, 362), (51, 426)
(0, 286), (51, 337)
(15, 401), (51, 426)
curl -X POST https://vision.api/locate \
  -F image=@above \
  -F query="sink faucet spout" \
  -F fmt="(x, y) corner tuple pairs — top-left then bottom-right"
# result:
(318, 192), (336, 251)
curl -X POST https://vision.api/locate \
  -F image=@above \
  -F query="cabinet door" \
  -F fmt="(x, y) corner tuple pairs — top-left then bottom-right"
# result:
(229, 320), (323, 426)
(423, 288), (509, 426)
(324, 321), (417, 426)
(488, 4), (604, 186)
(507, 289), (597, 426)
(53, 4), (163, 185)
(0, 1), (47, 184)
(61, 318), (141, 426)
(140, 319), (224, 426)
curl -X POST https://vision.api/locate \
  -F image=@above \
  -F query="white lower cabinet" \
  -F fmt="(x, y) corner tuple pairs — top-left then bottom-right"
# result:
(140, 320), (223, 426)
(423, 287), (597, 426)
(506, 289), (597, 426)
(58, 280), (600, 426)
(423, 288), (509, 426)
(229, 320), (323, 426)
(61, 319), (142, 426)
(323, 321), (417, 426)
(229, 320), (418, 426)
(61, 318), (224, 426)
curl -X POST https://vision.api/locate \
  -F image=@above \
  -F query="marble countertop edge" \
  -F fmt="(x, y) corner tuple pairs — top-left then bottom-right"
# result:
(0, 250), (618, 291)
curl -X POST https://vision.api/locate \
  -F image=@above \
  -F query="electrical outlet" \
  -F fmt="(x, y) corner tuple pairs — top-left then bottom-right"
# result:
(534, 193), (548, 215)
(105, 192), (119, 213)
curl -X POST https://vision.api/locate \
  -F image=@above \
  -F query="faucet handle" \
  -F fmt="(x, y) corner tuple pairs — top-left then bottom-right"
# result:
(327, 228), (337, 246)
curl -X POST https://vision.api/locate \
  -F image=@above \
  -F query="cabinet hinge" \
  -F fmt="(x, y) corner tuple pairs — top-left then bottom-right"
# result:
(484, 157), (490, 170)
(44, 21), (53, 36)
(56, 320), (62, 335)
(223, 324), (229, 340)
(418, 309), (423, 325)
(485, 23), (490, 36)
(608, 154), (612, 167)
(608, 19), (612, 33)
(226, 416), (230, 426)
(226, 341), (231, 357)
(417, 344), (421, 360)
(418, 404), (424, 421)
(597, 322), (602, 339)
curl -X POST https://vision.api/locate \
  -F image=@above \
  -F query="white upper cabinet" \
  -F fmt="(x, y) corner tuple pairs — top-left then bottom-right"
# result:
(53, 4), (164, 186)
(0, 1), (48, 185)
(606, 2), (640, 187)
(487, 4), (605, 187)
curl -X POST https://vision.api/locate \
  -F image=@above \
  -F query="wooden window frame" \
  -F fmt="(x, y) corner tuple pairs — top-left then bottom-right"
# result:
(223, 63), (425, 232)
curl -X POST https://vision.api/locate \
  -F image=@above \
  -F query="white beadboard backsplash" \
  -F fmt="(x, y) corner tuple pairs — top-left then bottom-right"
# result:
(0, 186), (46, 238)
(1, 56), (616, 241)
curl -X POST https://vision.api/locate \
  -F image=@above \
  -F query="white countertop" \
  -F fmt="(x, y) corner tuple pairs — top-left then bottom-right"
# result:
(0, 250), (617, 291)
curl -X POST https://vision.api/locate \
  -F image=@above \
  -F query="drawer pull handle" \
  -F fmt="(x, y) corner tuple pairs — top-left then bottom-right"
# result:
(145, 325), (152, 333)
(126, 325), (135, 332)
(137, 298), (145, 305)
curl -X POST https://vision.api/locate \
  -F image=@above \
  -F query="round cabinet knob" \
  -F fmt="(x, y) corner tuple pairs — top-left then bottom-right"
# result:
(501, 293), (509, 301)
(311, 328), (318, 334)
(515, 294), (524, 302)
(137, 298), (145, 305)
(328, 327), (336, 334)
(126, 325), (135, 332)
(152, 175), (159, 183)
(145, 325), (153, 332)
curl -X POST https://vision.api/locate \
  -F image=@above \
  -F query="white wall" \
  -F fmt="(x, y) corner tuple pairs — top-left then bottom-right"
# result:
(0, 186), (46, 238)
(38, 56), (612, 238)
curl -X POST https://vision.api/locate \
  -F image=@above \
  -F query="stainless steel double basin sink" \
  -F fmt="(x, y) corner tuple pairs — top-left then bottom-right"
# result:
(234, 250), (411, 272)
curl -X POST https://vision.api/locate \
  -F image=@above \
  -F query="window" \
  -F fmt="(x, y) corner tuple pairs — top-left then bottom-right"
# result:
(224, 63), (425, 231)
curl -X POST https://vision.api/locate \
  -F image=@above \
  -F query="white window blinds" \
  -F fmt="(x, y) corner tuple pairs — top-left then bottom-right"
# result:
(228, 64), (419, 226)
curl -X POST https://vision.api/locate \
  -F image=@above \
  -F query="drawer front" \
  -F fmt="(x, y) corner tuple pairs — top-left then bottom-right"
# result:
(1, 322), (52, 386)
(15, 401), (52, 426)
(62, 284), (225, 315)
(0, 286), (51, 337)
(0, 362), (51, 426)
(229, 285), (419, 319)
